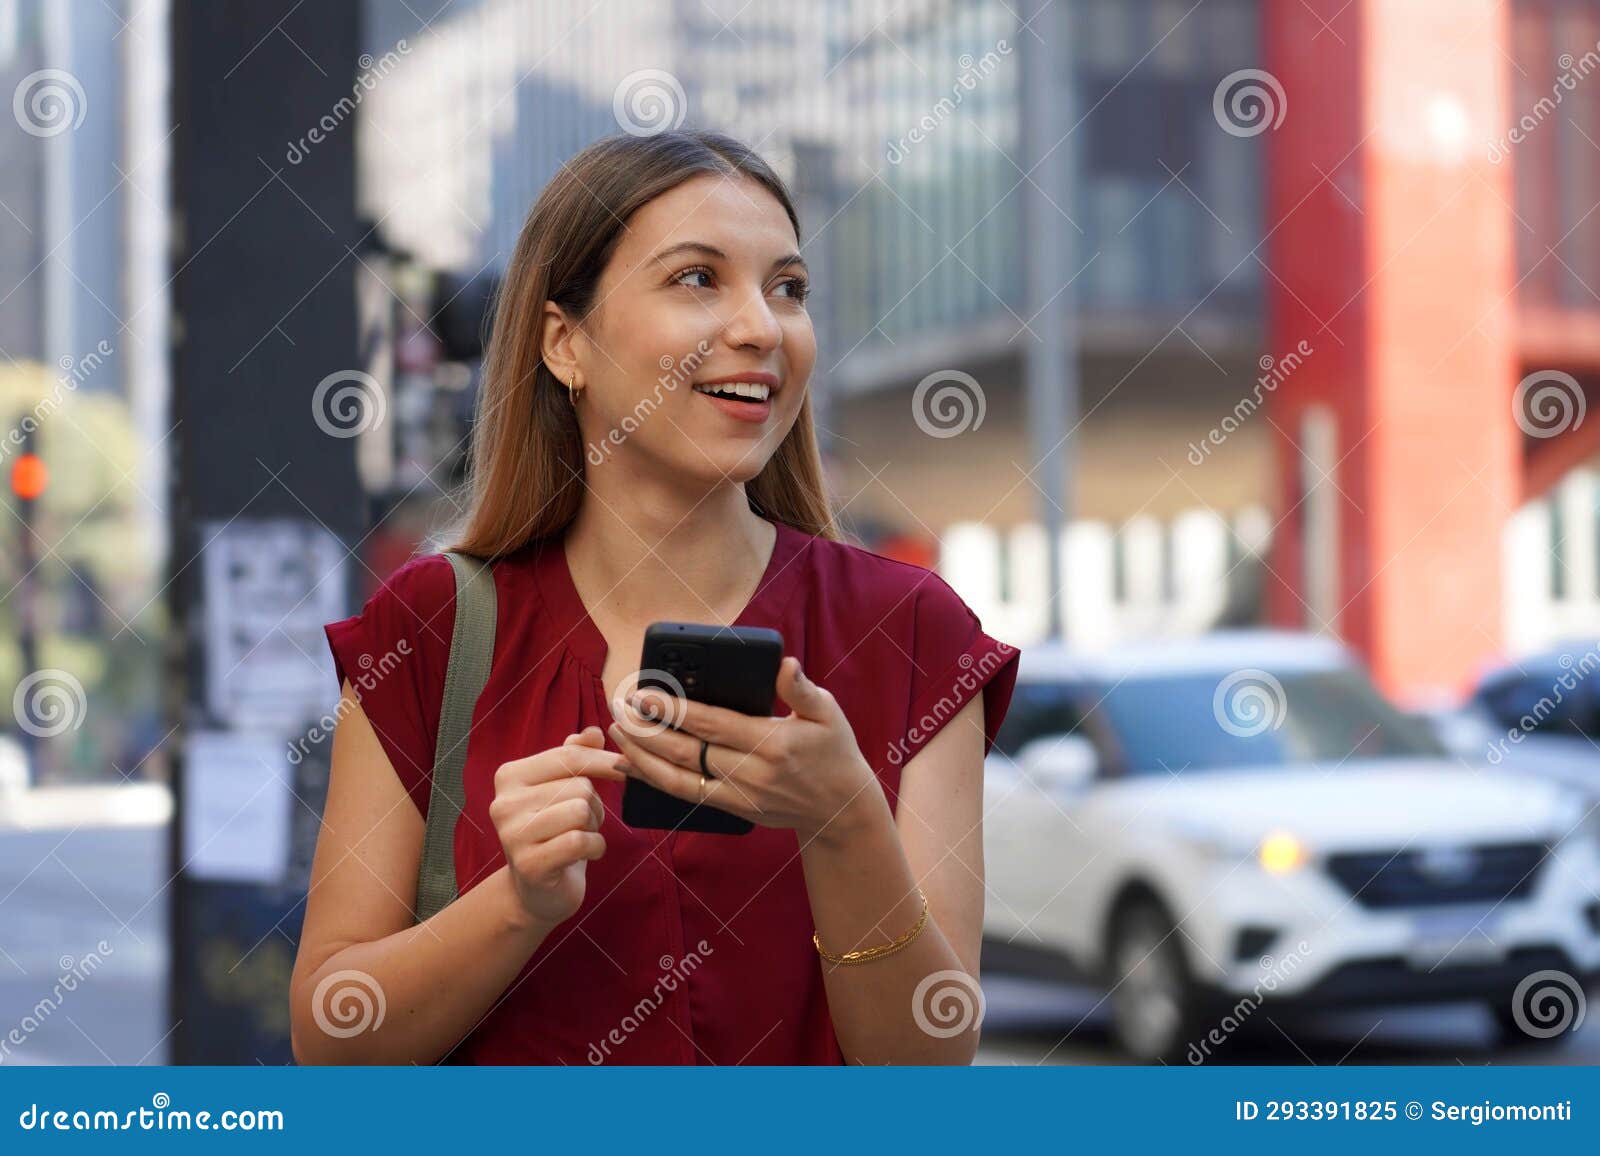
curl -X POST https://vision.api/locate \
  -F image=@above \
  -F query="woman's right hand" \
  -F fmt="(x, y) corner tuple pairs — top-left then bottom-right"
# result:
(489, 726), (627, 927)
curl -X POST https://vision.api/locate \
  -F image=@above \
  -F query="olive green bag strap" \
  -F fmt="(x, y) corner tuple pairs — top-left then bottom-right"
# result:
(413, 551), (498, 924)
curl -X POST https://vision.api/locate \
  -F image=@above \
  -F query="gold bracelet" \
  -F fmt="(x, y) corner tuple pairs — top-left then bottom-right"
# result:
(813, 889), (929, 965)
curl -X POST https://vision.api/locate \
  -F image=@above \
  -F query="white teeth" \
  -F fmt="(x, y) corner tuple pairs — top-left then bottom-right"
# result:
(694, 381), (772, 401)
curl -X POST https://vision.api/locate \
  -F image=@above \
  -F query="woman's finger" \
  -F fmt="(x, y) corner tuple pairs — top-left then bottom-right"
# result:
(548, 795), (604, 839)
(503, 795), (592, 845)
(496, 744), (626, 793)
(609, 701), (699, 761)
(626, 687), (782, 754)
(612, 727), (757, 820)
(527, 829), (606, 873)
(492, 780), (603, 838)
(616, 701), (778, 784)
(609, 711), (768, 813)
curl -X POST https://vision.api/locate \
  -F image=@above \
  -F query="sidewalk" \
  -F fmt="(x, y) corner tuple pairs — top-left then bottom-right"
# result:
(0, 782), (172, 832)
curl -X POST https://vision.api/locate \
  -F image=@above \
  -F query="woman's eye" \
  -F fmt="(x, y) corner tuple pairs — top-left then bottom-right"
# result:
(673, 267), (809, 303)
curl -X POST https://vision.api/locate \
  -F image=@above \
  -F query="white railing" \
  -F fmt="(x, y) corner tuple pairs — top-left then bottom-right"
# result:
(1505, 466), (1600, 655)
(938, 506), (1273, 649)
(939, 465), (1600, 663)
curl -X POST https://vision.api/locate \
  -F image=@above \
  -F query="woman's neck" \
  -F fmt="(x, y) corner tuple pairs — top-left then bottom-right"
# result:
(563, 488), (776, 629)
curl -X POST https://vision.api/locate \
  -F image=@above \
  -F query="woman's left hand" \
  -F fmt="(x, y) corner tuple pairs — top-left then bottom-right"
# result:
(607, 656), (880, 843)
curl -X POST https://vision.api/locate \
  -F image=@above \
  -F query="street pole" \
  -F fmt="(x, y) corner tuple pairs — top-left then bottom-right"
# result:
(168, 0), (365, 1064)
(10, 425), (41, 784)
(1019, 0), (1078, 641)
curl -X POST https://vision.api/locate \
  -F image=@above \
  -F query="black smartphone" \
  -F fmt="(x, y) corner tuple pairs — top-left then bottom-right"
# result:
(620, 622), (783, 835)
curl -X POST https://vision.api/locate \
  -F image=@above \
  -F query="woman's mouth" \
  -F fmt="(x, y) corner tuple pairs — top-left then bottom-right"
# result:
(691, 381), (774, 424)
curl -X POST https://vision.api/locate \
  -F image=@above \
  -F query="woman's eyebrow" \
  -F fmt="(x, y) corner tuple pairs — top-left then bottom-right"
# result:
(650, 240), (808, 276)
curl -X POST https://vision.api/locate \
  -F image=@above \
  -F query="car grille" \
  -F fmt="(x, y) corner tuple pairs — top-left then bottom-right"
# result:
(1323, 841), (1550, 909)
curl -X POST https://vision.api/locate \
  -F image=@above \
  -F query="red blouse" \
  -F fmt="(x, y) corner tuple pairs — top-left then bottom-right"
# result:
(322, 516), (1020, 1064)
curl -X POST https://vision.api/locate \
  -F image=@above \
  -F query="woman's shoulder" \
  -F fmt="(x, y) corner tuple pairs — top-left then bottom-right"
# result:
(801, 530), (975, 625)
(329, 551), (461, 683)
(360, 549), (487, 629)
(321, 550), (478, 817)
(377, 550), (458, 602)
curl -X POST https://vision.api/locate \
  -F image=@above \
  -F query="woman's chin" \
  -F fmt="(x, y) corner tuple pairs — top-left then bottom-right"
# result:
(684, 449), (772, 486)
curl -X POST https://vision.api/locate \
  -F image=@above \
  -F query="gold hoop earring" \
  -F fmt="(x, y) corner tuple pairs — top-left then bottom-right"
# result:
(568, 373), (580, 406)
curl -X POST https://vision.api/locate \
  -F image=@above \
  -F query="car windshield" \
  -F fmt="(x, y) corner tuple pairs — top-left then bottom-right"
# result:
(1477, 665), (1600, 740)
(1089, 667), (1447, 773)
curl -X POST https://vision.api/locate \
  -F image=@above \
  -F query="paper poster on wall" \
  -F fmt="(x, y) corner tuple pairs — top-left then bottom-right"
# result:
(181, 730), (292, 885)
(201, 518), (348, 729)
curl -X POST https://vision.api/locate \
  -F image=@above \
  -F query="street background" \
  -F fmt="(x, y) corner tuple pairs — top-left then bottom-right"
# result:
(2, 0), (1600, 1065)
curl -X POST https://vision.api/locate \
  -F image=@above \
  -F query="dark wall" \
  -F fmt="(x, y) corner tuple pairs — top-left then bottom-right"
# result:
(169, 0), (365, 1065)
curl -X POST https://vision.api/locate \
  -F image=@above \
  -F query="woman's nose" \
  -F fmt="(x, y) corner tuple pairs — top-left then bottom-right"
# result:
(721, 291), (783, 350)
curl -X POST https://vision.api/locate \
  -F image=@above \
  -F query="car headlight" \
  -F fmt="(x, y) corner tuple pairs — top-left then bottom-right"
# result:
(1257, 830), (1309, 875)
(1169, 820), (1308, 873)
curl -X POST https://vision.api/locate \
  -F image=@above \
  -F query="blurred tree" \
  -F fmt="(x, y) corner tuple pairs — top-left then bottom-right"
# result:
(0, 360), (167, 783)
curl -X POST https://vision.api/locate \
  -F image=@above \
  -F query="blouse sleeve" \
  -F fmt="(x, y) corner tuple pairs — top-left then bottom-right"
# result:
(894, 571), (1021, 769)
(322, 552), (456, 817)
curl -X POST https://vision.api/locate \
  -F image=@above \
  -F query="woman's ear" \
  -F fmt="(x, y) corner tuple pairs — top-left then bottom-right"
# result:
(538, 300), (580, 387)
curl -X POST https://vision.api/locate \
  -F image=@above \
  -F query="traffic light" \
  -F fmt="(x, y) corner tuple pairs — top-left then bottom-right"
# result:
(10, 439), (47, 502)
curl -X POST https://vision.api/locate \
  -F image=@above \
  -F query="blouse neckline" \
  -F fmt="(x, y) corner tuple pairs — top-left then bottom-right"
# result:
(534, 515), (809, 676)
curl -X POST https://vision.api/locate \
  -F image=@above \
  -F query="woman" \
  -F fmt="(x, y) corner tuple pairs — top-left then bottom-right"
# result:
(290, 129), (1020, 1065)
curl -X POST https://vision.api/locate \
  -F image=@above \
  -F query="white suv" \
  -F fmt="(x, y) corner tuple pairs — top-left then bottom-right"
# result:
(982, 631), (1600, 1063)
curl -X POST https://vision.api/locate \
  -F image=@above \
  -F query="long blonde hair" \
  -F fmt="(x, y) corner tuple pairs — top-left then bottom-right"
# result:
(441, 129), (838, 559)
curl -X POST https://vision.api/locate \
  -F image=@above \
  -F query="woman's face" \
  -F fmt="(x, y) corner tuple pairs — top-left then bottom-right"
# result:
(561, 172), (815, 487)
